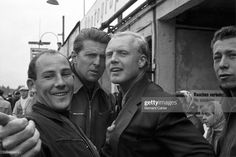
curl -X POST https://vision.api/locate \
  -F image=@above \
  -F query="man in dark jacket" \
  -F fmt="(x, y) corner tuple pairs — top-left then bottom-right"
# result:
(101, 31), (215, 157)
(70, 28), (115, 151)
(26, 50), (99, 157)
(211, 25), (236, 157)
(0, 28), (115, 156)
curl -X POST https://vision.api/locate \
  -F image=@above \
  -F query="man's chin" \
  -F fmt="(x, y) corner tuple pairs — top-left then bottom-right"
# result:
(220, 82), (236, 89)
(110, 78), (122, 84)
(87, 76), (100, 82)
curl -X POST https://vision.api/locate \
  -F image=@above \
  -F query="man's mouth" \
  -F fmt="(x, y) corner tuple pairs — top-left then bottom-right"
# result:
(90, 70), (99, 74)
(110, 67), (122, 72)
(219, 74), (232, 80)
(52, 91), (69, 96)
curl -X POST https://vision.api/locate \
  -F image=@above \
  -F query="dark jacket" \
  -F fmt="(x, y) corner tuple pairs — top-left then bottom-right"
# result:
(70, 76), (115, 151)
(216, 87), (236, 157)
(101, 75), (214, 157)
(27, 103), (100, 157)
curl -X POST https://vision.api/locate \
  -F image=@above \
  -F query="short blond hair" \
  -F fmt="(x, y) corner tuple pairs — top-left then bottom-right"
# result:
(112, 31), (151, 69)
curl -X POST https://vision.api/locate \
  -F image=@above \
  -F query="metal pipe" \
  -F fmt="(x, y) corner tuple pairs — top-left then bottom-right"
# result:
(99, 0), (137, 30)
(62, 16), (65, 43)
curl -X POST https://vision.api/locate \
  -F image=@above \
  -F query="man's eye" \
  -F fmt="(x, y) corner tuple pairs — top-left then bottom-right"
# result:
(87, 53), (97, 57)
(62, 72), (72, 77)
(106, 52), (112, 57)
(229, 53), (236, 58)
(44, 75), (53, 79)
(118, 50), (128, 56)
(213, 55), (221, 61)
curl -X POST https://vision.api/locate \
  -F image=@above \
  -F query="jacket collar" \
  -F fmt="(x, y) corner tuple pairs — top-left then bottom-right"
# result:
(73, 73), (101, 95)
(110, 74), (150, 157)
(0, 96), (4, 100)
(220, 86), (236, 118)
(73, 74), (84, 94)
(32, 102), (70, 122)
(120, 71), (146, 106)
(220, 86), (232, 97)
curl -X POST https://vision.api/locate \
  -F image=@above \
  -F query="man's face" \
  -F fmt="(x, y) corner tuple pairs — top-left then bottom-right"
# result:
(202, 107), (215, 127)
(20, 90), (28, 99)
(14, 92), (20, 99)
(105, 35), (142, 86)
(33, 54), (74, 111)
(73, 40), (106, 83)
(213, 37), (236, 89)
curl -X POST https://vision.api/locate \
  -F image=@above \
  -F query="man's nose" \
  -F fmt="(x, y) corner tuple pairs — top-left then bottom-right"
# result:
(55, 75), (66, 88)
(110, 52), (118, 63)
(219, 56), (229, 69)
(94, 56), (101, 66)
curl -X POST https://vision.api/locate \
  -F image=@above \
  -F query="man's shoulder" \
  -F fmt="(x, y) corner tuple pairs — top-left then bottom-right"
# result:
(99, 87), (110, 96)
(0, 99), (11, 106)
(144, 82), (171, 97)
(14, 100), (21, 107)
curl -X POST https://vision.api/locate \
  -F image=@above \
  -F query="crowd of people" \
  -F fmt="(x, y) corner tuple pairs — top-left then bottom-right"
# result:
(0, 86), (35, 117)
(0, 25), (236, 157)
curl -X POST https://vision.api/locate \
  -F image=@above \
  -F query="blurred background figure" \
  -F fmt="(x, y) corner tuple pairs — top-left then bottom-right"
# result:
(25, 89), (36, 115)
(201, 100), (225, 152)
(13, 86), (32, 117)
(0, 89), (12, 114)
(9, 90), (21, 109)
(176, 90), (205, 135)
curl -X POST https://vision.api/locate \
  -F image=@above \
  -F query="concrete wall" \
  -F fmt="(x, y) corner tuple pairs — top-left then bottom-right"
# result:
(116, 0), (205, 93)
(155, 20), (176, 93)
(175, 28), (219, 91)
(59, 24), (80, 57)
(59, 0), (233, 94)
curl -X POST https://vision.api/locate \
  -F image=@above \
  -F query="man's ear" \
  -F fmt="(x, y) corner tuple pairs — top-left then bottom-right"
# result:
(71, 51), (78, 64)
(138, 55), (147, 69)
(27, 79), (36, 92)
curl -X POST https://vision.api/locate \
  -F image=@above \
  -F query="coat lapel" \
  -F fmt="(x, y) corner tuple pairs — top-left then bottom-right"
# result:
(110, 76), (149, 157)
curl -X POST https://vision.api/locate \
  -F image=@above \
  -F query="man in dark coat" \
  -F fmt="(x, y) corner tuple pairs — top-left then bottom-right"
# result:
(70, 28), (115, 151)
(211, 25), (236, 157)
(101, 31), (215, 157)
(25, 50), (99, 157)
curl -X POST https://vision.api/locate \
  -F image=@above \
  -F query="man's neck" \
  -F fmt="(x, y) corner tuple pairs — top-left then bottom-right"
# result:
(77, 76), (97, 99)
(83, 81), (96, 92)
(120, 71), (145, 95)
(230, 88), (236, 97)
(21, 96), (28, 100)
(73, 68), (97, 93)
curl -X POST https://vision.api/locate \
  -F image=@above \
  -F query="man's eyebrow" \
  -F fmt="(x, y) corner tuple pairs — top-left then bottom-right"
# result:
(61, 68), (72, 72)
(41, 70), (55, 75)
(225, 50), (236, 54)
(213, 51), (221, 55)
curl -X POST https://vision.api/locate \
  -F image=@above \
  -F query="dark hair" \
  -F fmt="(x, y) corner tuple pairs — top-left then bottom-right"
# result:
(13, 90), (20, 95)
(73, 28), (111, 54)
(0, 89), (3, 96)
(211, 25), (236, 49)
(28, 50), (70, 80)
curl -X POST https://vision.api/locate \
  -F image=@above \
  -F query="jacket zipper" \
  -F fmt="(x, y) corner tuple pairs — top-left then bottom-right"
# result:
(87, 99), (92, 138)
(86, 87), (99, 139)
(60, 115), (98, 157)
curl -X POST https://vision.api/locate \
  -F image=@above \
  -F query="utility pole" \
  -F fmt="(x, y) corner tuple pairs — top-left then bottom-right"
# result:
(58, 16), (65, 44)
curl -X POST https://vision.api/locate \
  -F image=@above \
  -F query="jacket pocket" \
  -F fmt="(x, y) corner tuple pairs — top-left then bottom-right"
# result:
(55, 138), (93, 157)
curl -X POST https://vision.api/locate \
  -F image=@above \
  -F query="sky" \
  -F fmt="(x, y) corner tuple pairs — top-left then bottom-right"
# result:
(0, 0), (96, 89)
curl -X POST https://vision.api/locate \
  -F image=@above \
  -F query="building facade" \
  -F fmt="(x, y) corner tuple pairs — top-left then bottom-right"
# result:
(60, 0), (235, 95)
